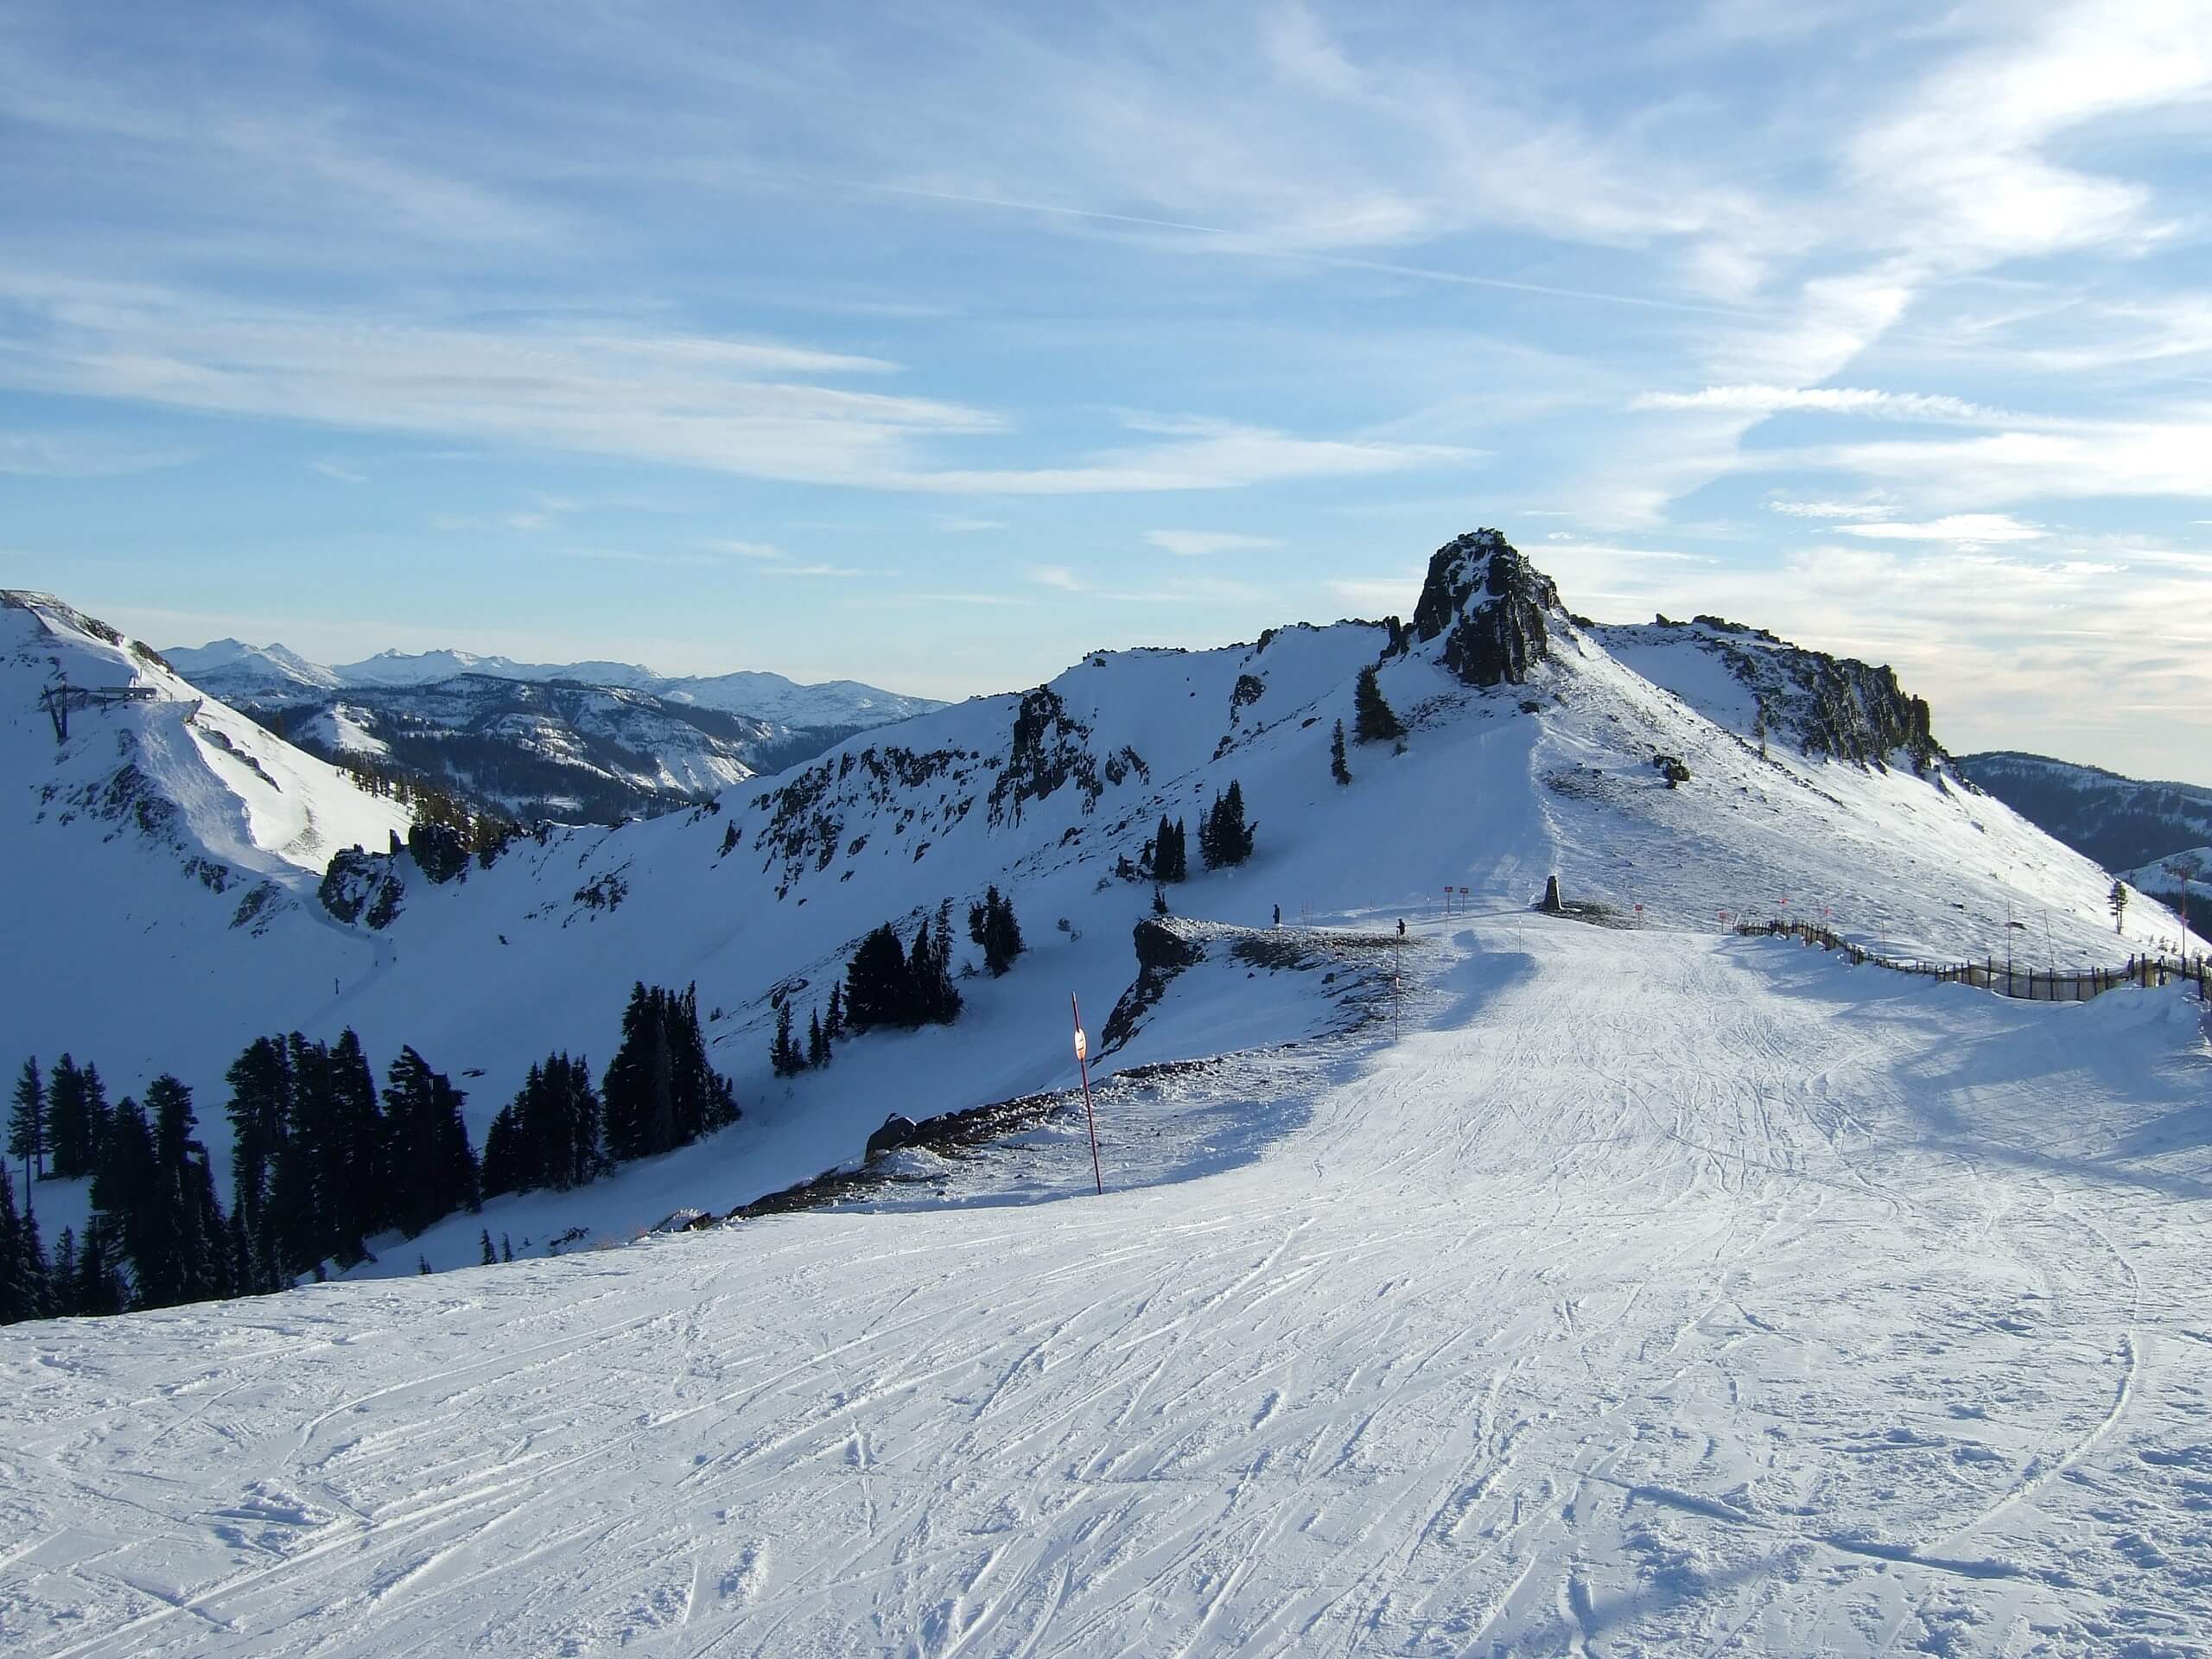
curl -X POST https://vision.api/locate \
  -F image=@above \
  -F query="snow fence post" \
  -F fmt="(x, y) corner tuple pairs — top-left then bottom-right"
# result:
(1071, 994), (1103, 1196)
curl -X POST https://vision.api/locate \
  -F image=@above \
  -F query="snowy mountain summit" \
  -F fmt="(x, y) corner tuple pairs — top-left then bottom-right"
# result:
(9, 540), (2212, 1658)
(4, 534), (2196, 1244)
(1409, 526), (1562, 687)
(160, 639), (946, 823)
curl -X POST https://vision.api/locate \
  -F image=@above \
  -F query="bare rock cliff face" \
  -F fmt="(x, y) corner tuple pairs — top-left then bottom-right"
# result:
(1409, 530), (1563, 688)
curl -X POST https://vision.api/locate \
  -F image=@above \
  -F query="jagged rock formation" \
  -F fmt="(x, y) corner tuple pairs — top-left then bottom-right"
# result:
(989, 687), (1145, 828)
(1100, 918), (1206, 1053)
(1598, 615), (1941, 772)
(1409, 530), (1562, 689)
(319, 847), (405, 928)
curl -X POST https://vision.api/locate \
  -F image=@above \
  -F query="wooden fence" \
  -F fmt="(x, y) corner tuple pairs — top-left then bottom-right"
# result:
(1739, 918), (2212, 1006)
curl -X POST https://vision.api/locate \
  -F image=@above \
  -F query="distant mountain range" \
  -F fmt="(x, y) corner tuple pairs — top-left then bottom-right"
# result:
(11, 534), (2198, 1315)
(159, 639), (944, 823)
(1951, 752), (2212, 888)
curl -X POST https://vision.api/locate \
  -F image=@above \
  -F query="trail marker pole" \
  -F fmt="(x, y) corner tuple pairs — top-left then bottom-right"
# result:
(1071, 994), (1103, 1195)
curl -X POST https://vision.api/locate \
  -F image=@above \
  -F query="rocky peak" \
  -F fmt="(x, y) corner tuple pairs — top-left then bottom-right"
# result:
(1408, 530), (1564, 689)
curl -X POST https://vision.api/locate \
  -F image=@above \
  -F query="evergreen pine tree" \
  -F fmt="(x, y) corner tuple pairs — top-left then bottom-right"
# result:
(17, 1202), (49, 1320)
(906, 921), (935, 1025)
(823, 983), (845, 1043)
(270, 1034), (326, 1279)
(146, 1076), (229, 1308)
(79, 1063), (111, 1174)
(1147, 814), (1191, 883)
(89, 1095), (156, 1309)
(224, 1036), (292, 1292)
(671, 985), (738, 1139)
(226, 1207), (257, 1298)
(8, 1058), (44, 1185)
(501, 1233), (512, 1263)
(771, 1002), (803, 1077)
(0, 1168), (53, 1323)
(603, 987), (734, 1160)
(930, 901), (963, 1022)
(808, 1009), (829, 1069)
(978, 886), (1024, 976)
(2109, 879), (2129, 934)
(1201, 780), (1256, 869)
(554, 1053), (605, 1189)
(480, 1083), (524, 1199)
(50, 1226), (77, 1312)
(381, 1047), (480, 1238)
(73, 1216), (125, 1316)
(320, 1031), (385, 1267)
(44, 1055), (84, 1180)
(600, 984), (658, 1162)
(1331, 719), (1351, 785)
(1353, 664), (1405, 744)
(480, 1229), (496, 1266)
(845, 925), (909, 1033)
(0, 1168), (29, 1324)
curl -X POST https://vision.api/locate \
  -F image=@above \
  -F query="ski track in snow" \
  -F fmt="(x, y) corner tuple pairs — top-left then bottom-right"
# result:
(5, 915), (2211, 1657)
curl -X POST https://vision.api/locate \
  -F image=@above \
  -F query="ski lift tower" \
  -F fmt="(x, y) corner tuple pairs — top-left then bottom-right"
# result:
(40, 677), (158, 743)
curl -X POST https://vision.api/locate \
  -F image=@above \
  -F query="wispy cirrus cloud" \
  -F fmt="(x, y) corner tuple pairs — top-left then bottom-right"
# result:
(1822, 512), (2044, 546)
(1830, 513), (2046, 543)
(0, 430), (199, 476)
(1633, 385), (2007, 423)
(1143, 529), (1282, 557)
(1767, 499), (1892, 520)
(0, 271), (1466, 496)
(1783, 418), (2212, 507)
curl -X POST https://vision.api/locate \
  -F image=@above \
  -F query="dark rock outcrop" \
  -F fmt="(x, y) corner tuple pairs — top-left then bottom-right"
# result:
(865, 1114), (920, 1160)
(320, 847), (404, 928)
(1410, 530), (1562, 688)
(1102, 918), (1206, 1053)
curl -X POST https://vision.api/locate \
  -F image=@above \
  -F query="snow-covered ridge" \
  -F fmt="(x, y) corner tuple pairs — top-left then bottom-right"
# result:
(3, 590), (410, 887)
(162, 639), (944, 730)
(1955, 749), (2212, 875)
(7, 534), (2203, 1285)
(162, 639), (945, 823)
(280, 676), (769, 823)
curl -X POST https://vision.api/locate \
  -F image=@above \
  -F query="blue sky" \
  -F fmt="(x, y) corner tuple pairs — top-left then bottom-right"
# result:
(4, 2), (2211, 781)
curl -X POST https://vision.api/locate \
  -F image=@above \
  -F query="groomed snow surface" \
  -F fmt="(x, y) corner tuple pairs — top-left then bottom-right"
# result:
(7, 910), (2210, 1658)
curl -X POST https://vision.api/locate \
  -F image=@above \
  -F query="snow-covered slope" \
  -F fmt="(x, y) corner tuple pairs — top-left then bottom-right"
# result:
(160, 639), (341, 701)
(11, 534), (2203, 1275)
(3, 593), (410, 887)
(167, 643), (944, 821)
(183, 639), (947, 731)
(653, 668), (938, 728)
(274, 676), (772, 823)
(6, 912), (2210, 1656)
(2122, 845), (2211, 917)
(1954, 750), (2212, 875)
